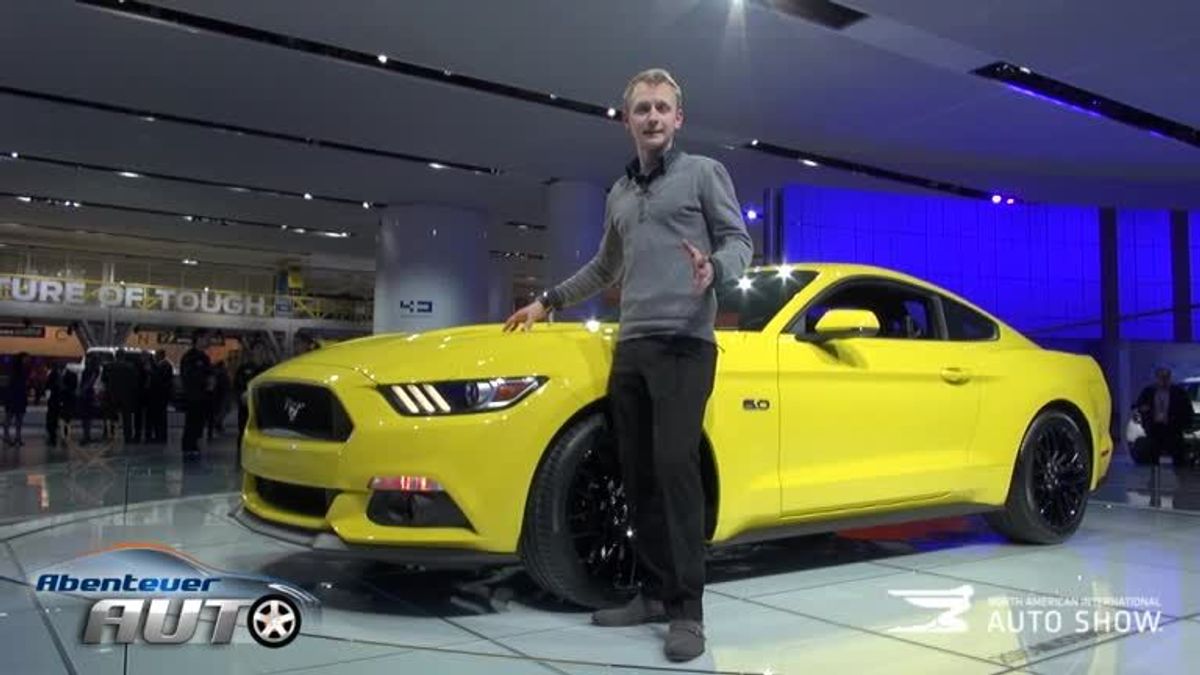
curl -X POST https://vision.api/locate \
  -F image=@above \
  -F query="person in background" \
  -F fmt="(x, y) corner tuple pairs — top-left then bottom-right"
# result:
(3, 352), (30, 446)
(78, 353), (101, 445)
(180, 332), (212, 458)
(207, 361), (231, 439)
(147, 350), (173, 444)
(44, 362), (64, 446)
(234, 341), (273, 451)
(105, 350), (140, 444)
(1135, 366), (1194, 465)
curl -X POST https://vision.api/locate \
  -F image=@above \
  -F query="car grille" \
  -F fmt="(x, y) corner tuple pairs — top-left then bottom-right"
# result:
(256, 476), (336, 518)
(254, 382), (353, 442)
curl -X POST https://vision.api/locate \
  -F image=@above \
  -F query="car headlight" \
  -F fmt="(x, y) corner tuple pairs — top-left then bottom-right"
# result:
(381, 376), (547, 416)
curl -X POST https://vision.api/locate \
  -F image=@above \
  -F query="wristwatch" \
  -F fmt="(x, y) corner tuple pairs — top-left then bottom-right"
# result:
(537, 289), (561, 312)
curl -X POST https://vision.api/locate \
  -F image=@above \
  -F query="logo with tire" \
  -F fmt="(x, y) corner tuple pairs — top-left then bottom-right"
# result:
(248, 594), (302, 648)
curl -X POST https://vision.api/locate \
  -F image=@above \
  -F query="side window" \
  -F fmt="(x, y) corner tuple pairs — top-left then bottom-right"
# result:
(942, 298), (998, 341)
(799, 280), (940, 340)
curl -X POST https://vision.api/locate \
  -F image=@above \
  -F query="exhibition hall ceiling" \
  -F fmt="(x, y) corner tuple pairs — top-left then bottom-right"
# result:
(0, 0), (1197, 273)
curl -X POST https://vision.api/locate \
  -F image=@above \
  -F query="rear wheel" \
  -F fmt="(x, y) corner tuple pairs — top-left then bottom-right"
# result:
(520, 413), (637, 608)
(987, 410), (1092, 544)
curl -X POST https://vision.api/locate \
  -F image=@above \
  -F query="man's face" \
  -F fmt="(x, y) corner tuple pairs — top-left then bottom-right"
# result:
(624, 82), (683, 156)
(1157, 369), (1172, 387)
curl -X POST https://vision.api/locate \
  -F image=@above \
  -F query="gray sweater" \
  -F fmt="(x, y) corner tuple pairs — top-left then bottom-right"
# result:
(545, 149), (753, 343)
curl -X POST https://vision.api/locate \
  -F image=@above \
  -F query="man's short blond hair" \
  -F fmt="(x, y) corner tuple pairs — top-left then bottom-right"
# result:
(623, 68), (683, 111)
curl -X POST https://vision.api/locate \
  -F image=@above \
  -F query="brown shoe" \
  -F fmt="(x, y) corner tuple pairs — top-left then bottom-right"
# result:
(664, 619), (705, 662)
(591, 594), (668, 627)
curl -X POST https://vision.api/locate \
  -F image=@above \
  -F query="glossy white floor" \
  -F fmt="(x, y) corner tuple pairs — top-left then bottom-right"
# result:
(2, 427), (1199, 674)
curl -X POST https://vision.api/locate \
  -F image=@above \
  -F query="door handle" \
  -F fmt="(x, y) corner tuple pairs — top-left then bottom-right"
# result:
(940, 367), (972, 385)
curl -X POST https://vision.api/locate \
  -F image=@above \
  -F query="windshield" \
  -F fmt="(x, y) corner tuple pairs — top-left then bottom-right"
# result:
(584, 268), (817, 331)
(715, 269), (817, 331)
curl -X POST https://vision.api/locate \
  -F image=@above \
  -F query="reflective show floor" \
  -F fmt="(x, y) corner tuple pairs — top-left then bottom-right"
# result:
(2, 428), (1199, 674)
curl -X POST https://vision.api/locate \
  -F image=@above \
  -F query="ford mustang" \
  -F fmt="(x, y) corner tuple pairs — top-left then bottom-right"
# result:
(233, 263), (1113, 608)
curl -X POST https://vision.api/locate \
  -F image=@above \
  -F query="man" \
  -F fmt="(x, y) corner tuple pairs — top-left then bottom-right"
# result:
(504, 68), (752, 662)
(147, 350), (174, 443)
(234, 341), (273, 451)
(1135, 367), (1194, 465)
(180, 332), (212, 459)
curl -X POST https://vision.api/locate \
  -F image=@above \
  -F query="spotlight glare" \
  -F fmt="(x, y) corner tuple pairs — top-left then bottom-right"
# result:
(750, 139), (759, 147)
(777, 265), (793, 278)
(8, 152), (17, 159)
(606, 107), (617, 118)
(117, 171), (141, 178)
(1006, 198), (1015, 205)
(303, 192), (313, 200)
(181, 258), (198, 266)
(737, 277), (753, 291)
(377, 54), (388, 64)
(801, 159), (819, 168)
(585, 319), (601, 332)
(991, 194), (1002, 204)
(746, 209), (758, 221)
(429, 162), (447, 170)
(362, 201), (371, 209)
(16, 196), (31, 203)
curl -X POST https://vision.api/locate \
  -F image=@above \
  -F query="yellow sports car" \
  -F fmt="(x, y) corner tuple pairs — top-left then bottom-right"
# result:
(234, 263), (1113, 607)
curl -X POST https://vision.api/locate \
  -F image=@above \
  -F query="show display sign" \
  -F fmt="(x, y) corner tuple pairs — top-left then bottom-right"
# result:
(0, 274), (371, 322)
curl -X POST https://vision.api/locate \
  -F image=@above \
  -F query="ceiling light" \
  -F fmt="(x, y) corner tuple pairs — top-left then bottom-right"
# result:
(801, 159), (819, 168)
(303, 192), (313, 200)
(16, 196), (31, 203)
(991, 194), (1002, 204)
(746, 209), (758, 221)
(606, 108), (617, 118)
(203, 287), (209, 292)
(183, 215), (193, 221)
(750, 139), (759, 147)
(362, 201), (371, 209)
(1006, 198), (1016, 205)
(293, 228), (307, 234)
(429, 162), (446, 170)
(377, 54), (388, 64)
(117, 171), (141, 178)
(181, 258), (198, 266)
(8, 152), (17, 159)
(141, 116), (156, 123)
(549, 93), (558, 100)
(71, 201), (82, 208)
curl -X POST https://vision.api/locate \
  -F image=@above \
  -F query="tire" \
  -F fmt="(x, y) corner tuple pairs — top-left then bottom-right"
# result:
(520, 412), (638, 609)
(986, 409), (1092, 545)
(1129, 437), (1157, 465)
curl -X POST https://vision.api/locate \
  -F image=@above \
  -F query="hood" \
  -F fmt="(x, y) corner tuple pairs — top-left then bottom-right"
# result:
(281, 322), (620, 384)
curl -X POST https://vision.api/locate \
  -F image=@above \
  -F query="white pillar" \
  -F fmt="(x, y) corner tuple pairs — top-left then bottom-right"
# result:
(374, 205), (490, 333)
(544, 180), (607, 320)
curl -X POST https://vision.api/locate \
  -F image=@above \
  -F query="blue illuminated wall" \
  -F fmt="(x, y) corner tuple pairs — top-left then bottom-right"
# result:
(1192, 211), (1200, 341)
(781, 185), (1100, 338)
(1117, 210), (1172, 341)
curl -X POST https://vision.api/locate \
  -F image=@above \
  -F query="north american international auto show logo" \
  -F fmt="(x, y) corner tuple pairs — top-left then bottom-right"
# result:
(31, 544), (319, 648)
(887, 584), (1164, 642)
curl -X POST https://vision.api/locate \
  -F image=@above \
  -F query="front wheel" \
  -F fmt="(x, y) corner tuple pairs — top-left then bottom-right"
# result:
(520, 413), (637, 608)
(986, 410), (1092, 544)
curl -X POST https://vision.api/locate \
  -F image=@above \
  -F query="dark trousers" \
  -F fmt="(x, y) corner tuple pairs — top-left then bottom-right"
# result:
(46, 402), (60, 445)
(183, 398), (206, 453)
(608, 335), (717, 622)
(147, 402), (168, 443)
(1147, 425), (1184, 462)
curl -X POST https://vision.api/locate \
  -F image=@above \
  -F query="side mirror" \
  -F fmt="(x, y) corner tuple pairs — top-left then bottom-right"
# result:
(806, 309), (881, 341)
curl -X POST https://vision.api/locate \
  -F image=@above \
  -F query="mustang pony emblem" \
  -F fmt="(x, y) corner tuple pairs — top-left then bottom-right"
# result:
(284, 398), (306, 423)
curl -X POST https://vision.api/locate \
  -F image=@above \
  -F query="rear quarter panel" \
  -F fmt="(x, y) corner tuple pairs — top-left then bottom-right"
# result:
(968, 346), (1112, 503)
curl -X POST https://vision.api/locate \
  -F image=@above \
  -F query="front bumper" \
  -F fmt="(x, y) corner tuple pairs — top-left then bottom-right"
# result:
(239, 361), (583, 555)
(230, 504), (518, 567)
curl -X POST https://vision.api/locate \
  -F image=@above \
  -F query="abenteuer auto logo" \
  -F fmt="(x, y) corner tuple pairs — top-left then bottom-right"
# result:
(31, 543), (320, 648)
